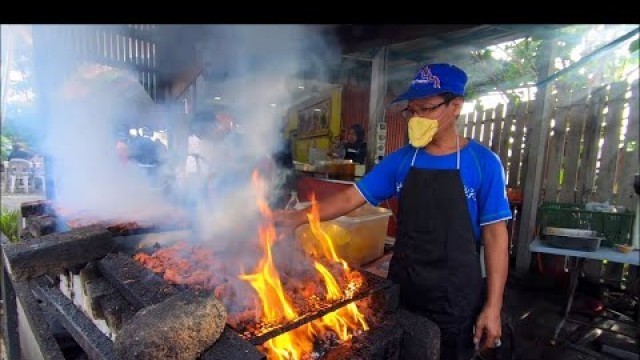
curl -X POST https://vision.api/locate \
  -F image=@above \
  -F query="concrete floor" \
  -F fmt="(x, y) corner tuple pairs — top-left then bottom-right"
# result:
(503, 271), (638, 360)
(1, 180), (46, 212)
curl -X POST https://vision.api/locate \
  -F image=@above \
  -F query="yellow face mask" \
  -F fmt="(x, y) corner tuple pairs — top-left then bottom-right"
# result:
(408, 116), (439, 148)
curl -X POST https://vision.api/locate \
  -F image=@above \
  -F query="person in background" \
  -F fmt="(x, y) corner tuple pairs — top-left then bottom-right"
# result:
(343, 124), (367, 165)
(185, 111), (235, 178)
(183, 111), (243, 200)
(274, 63), (511, 360)
(271, 128), (296, 209)
(128, 126), (166, 167)
(329, 133), (346, 160)
(127, 126), (168, 188)
(114, 125), (132, 165)
(8, 143), (34, 161)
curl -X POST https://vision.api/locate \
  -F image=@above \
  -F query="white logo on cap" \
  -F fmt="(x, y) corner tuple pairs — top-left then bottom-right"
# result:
(412, 66), (441, 88)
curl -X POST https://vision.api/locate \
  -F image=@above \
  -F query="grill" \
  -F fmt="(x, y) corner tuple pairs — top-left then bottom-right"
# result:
(1, 200), (440, 360)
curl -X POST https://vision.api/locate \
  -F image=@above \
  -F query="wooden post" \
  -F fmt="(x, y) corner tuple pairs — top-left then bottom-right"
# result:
(515, 37), (557, 272)
(367, 46), (388, 169)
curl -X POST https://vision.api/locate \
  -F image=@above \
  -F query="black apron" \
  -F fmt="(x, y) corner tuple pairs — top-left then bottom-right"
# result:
(388, 146), (484, 360)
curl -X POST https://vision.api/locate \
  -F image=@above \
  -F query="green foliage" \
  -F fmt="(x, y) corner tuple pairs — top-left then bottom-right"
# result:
(551, 25), (638, 90)
(454, 37), (542, 101)
(0, 208), (21, 243)
(1, 135), (13, 162)
(454, 25), (638, 101)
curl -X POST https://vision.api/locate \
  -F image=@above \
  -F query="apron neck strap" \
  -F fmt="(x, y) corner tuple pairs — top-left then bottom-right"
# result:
(410, 136), (461, 170)
(411, 148), (419, 167)
(456, 135), (460, 170)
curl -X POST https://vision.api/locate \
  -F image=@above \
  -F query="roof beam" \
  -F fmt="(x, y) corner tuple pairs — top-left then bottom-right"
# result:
(337, 24), (483, 55)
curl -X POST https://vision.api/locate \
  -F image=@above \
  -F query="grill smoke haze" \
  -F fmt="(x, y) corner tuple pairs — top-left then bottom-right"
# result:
(5, 26), (339, 301)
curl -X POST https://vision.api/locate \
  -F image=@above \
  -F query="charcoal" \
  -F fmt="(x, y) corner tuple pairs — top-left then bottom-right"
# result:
(114, 290), (227, 360)
(3, 225), (113, 281)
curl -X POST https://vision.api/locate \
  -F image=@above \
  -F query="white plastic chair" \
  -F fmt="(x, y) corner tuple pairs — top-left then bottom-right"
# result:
(8, 159), (32, 193)
(31, 159), (46, 194)
(1, 161), (7, 191)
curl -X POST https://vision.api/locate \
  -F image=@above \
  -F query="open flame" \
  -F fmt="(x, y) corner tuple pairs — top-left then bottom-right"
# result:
(306, 196), (349, 271)
(238, 172), (297, 324)
(240, 171), (368, 359)
(132, 170), (370, 359)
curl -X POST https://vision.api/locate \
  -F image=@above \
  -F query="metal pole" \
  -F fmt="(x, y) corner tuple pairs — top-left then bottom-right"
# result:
(367, 46), (389, 170)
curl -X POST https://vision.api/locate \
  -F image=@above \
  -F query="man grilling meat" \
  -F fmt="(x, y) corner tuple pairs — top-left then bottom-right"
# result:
(274, 63), (511, 360)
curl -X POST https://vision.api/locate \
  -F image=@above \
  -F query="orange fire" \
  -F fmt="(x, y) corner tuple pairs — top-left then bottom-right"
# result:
(240, 171), (369, 359)
(306, 194), (349, 271)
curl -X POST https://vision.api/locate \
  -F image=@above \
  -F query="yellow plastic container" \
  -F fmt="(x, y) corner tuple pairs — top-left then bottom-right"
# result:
(295, 203), (392, 266)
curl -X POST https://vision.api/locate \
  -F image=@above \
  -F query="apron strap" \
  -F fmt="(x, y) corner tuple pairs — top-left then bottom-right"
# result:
(410, 148), (419, 166)
(456, 136), (460, 170)
(479, 244), (486, 279)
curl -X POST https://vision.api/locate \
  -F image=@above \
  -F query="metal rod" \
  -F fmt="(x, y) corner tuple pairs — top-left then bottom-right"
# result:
(551, 258), (585, 344)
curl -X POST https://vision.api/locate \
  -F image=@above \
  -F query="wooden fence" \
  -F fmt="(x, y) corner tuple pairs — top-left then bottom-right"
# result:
(458, 80), (638, 290)
(458, 80), (639, 212)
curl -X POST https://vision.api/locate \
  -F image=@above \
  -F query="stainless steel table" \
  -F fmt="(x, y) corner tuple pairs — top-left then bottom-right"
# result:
(529, 238), (639, 343)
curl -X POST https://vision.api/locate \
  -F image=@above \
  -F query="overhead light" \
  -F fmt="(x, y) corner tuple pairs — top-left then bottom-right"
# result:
(270, 103), (277, 107)
(214, 96), (221, 100)
(313, 108), (322, 112)
(298, 86), (305, 89)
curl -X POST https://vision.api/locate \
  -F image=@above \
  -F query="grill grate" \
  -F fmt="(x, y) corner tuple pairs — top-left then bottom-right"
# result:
(231, 271), (395, 345)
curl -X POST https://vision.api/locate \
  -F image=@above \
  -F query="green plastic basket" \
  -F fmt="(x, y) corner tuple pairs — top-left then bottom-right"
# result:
(538, 202), (635, 247)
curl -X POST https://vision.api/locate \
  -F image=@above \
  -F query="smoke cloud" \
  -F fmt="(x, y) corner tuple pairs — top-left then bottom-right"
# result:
(6, 25), (339, 247)
(46, 64), (176, 220)
(6, 26), (340, 296)
(181, 25), (338, 247)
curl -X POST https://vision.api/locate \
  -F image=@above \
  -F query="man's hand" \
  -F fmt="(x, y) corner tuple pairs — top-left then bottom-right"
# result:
(476, 221), (508, 351)
(272, 209), (306, 230)
(473, 306), (502, 351)
(272, 186), (366, 233)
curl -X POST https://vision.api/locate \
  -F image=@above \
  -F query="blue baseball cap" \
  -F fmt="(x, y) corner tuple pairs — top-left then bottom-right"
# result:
(392, 63), (468, 103)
